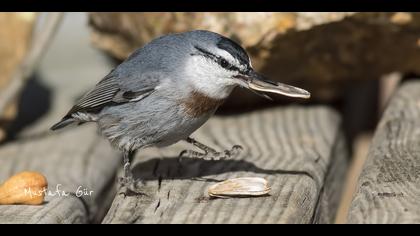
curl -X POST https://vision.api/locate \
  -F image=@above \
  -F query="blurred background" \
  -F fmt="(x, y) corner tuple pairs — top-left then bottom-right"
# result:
(1, 12), (420, 222)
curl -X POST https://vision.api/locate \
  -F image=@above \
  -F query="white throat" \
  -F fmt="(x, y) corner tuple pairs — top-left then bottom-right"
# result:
(184, 55), (237, 99)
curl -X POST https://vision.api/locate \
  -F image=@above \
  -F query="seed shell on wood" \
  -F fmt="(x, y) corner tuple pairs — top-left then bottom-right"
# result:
(208, 177), (271, 198)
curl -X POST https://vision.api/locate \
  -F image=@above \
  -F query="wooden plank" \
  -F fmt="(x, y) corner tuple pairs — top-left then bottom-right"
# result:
(0, 124), (120, 223)
(103, 106), (348, 224)
(313, 134), (348, 224)
(348, 81), (420, 224)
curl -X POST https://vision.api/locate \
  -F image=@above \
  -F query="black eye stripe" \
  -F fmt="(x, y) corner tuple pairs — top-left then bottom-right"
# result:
(194, 46), (215, 58)
(193, 46), (241, 72)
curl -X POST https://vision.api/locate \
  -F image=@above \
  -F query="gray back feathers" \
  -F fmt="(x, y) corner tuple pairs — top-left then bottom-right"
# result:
(51, 30), (247, 131)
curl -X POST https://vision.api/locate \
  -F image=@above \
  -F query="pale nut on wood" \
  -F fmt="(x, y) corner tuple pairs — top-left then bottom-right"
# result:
(0, 171), (48, 205)
(208, 177), (271, 198)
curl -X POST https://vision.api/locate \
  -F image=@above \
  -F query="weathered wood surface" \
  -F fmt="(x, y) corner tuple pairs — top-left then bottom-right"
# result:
(0, 125), (120, 223)
(313, 134), (348, 224)
(348, 80), (420, 224)
(103, 107), (348, 224)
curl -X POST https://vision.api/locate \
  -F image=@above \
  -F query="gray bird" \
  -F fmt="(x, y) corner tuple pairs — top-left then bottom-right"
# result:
(51, 30), (310, 193)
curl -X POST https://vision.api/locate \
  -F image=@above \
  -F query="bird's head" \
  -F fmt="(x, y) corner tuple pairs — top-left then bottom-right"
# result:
(181, 30), (311, 100)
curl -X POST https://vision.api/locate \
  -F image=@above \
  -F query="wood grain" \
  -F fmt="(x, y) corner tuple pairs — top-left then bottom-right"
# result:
(0, 125), (120, 223)
(348, 81), (420, 224)
(313, 134), (348, 224)
(103, 106), (348, 224)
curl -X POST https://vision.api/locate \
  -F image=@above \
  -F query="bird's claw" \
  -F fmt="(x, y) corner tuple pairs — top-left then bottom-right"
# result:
(118, 176), (147, 196)
(229, 145), (243, 156)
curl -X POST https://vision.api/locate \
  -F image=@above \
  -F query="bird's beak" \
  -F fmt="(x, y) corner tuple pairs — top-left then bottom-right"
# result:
(234, 70), (311, 99)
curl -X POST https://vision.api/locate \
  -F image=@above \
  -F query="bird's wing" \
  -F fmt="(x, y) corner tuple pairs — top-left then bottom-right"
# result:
(65, 73), (157, 116)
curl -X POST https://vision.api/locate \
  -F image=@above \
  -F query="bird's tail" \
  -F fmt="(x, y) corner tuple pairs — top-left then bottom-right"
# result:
(50, 117), (75, 131)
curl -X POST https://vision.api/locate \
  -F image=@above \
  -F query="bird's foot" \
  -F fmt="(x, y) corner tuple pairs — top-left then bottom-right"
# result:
(179, 145), (243, 161)
(118, 152), (148, 196)
(118, 176), (148, 196)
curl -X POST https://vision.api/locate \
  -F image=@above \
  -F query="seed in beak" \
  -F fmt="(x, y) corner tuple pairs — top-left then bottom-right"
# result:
(248, 79), (311, 99)
(240, 70), (311, 99)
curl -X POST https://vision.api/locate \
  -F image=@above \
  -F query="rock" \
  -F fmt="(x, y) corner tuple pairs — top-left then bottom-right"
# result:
(88, 12), (420, 109)
(0, 13), (37, 142)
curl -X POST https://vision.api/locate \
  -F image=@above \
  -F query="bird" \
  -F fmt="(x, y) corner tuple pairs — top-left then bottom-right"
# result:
(51, 30), (310, 193)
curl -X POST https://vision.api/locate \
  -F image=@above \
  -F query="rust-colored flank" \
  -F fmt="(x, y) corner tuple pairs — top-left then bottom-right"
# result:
(181, 91), (225, 117)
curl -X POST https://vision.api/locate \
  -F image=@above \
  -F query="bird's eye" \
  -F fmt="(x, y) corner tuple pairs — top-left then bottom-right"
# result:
(220, 59), (230, 69)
